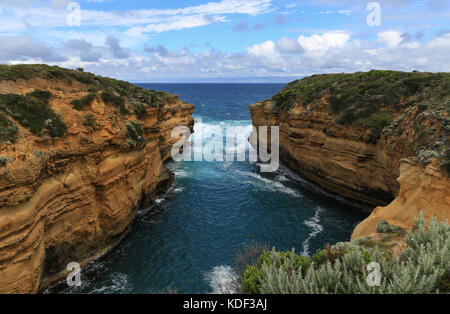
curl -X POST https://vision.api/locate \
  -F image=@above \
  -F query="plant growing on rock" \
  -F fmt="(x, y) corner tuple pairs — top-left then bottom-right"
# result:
(0, 90), (66, 137)
(71, 93), (96, 111)
(124, 121), (145, 150)
(0, 113), (19, 143)
(101, 91), (129, 115)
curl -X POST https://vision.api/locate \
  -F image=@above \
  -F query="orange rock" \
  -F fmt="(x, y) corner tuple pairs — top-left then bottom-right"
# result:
(0, 76), (194, 293)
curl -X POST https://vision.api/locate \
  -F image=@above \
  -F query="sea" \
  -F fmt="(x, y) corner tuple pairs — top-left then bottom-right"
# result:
(49, 83), (368, 294)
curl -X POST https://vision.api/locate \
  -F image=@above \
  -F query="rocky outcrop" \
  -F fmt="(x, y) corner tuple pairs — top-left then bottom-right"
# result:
(0, 65), (194, 293)
(249, 71), (449, 242)
(351, 158), (450, 240)
(249, 100), (398, 206)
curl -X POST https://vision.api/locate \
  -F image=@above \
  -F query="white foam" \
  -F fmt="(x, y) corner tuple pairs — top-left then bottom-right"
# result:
(205, 265), (238, 294)
(301, 206), (324, 257)
(237, 170), (301, 197)
(187, 120), (254, 161)
(90, 272), (129, 294)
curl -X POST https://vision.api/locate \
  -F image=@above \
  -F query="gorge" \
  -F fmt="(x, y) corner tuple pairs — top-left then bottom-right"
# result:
(0, 66), (448, 293)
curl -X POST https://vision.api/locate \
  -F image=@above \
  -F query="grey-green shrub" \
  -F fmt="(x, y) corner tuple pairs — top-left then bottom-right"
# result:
(243, 214), (449, 294)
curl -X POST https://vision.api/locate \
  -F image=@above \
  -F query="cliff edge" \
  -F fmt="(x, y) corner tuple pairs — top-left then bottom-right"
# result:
(249, 70), (449, 241)
(0, 64), (194, 293)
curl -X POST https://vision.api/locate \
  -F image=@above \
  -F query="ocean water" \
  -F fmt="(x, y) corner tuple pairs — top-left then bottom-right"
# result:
(49, 84), (368, 294)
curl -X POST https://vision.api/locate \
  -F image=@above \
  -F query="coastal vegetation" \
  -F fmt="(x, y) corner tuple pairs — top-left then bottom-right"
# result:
(241, 215), (449, 294)
(268, 70), (450, 174)
(271, 70), (449, 135)
(0, 64), (178, 118)
(0, 90), (66, 137)
(71, 93), (96, 111)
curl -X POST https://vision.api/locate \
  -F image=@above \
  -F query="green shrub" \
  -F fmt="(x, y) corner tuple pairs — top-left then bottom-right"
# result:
(125, 121), (145, 149)
(336, 109), (356, 125)
(269, 71), (449, 137)
(0, 113), (19, 143)
(376, 220), (405, 235)
(242, 214), (449, 294)
(130, 101), (147, 117)
(242, 266), (264, 294)
(0, 156), (6, 167)
(271, 90), (300, 110)
(71, 93), (96, 110)
(83, 114), (97, 130)
(359, 111), (392, 135)
(0, 92), (66, 137)
(27, 89), (52, 103)
(101, 91), (129, 115)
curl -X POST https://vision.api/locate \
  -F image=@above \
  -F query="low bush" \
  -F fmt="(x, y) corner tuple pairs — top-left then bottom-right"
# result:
(0, 113), (19, 143)
(125, 121), (145, 150)
(241, 214), (449, 294)
(376, 220), (405, 235)
(358, 111), (392, 135)
(101, 91), (129, 115)
(0, 91), (66, 137)
(130, 101), (147, 117)
(71, 93), (96, 110)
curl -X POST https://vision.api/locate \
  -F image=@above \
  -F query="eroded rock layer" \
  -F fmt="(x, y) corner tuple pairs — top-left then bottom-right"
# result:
(249, 71), (449, 241)
(0, 65), (194, 293)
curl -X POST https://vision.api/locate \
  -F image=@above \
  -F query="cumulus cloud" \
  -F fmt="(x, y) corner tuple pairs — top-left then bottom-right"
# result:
(66, 38), (102, 62)
(297, 31), (351, 56)
(377, 31), (403, 48)
(105, 36), (129, 59)
(0, 35), (66, 62)
(276, 37), (304, 54)
(145, 45), (170, 57)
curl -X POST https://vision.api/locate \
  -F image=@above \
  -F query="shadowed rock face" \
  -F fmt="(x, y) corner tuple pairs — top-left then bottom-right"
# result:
(249, 71), (449, 242)
(0, 66), (194, 293)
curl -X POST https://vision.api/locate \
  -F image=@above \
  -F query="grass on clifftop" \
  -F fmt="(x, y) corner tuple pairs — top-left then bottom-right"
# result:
(0, 64), (178, 116)
(271, 70), (450, 135)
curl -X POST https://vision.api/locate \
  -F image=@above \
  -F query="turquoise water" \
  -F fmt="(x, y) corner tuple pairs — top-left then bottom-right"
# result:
(51, 84), (368, 294)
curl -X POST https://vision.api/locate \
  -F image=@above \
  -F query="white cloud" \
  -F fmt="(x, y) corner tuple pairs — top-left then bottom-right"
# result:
(276, 37), (304, 53)
(297, 31), (351, 56)
(377, 31), (403, 48)
(247, 40), (277, 59)
(0, 0), (273, 34)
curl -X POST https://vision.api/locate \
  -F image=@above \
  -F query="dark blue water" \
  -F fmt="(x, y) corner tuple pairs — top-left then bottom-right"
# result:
(51, 84), (368, 294)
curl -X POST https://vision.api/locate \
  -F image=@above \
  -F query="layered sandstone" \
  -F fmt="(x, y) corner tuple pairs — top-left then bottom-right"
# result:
(0, 66), (194, 293)
(351, 158), (450, 240)
(249, 71), (449, 242)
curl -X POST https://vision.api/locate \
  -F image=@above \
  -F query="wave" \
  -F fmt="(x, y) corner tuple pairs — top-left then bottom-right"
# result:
(236, 170), (302, 197)
(301, 206), (324, 257)
(205, 265), (237, 294)
(89, 272), (129, 294)
(186, 119), (254, 161)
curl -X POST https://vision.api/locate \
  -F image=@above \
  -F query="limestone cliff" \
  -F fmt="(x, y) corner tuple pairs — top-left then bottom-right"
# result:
(0, 65), (194, 293)
(250, 70), (449, 240)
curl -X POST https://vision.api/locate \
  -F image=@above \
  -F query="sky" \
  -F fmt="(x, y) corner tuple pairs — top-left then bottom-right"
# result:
(0, 0), (449, 82)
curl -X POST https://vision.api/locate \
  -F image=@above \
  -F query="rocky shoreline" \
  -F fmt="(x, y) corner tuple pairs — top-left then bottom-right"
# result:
(249, 70), (449, 242)
(0, 65), (194, 293)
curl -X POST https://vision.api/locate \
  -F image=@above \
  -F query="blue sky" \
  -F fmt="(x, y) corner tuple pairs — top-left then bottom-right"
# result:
(0, 0), (449, 82)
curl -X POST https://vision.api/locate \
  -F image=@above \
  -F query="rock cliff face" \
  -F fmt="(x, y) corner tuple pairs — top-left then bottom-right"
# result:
(250, 71), (449, 240)
(0, 65), (194, 293)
